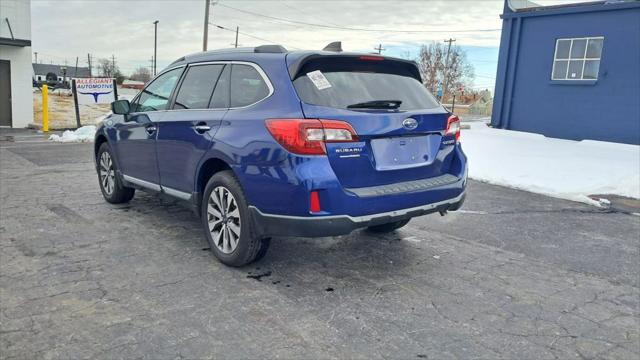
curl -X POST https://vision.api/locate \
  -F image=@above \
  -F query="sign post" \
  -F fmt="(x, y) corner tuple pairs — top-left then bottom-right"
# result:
(72, 78), (116, 128)
(42, 84), (49, 132)
(71, 79), (81, 128)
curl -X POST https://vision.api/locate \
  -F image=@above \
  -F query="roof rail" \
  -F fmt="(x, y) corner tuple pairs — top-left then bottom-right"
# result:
(322, 41), (342, 52)
(254, 45), (288, 53)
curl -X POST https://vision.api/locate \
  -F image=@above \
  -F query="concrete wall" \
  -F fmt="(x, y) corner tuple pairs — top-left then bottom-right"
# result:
(0, 0), (32, 128)
(1, 46), (33, 128)
(491, 1), (640, 144)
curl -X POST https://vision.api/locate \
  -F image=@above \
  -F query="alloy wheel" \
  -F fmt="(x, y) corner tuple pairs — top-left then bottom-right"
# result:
(99, 152), (115, 195)
(207, 186), (241, 254)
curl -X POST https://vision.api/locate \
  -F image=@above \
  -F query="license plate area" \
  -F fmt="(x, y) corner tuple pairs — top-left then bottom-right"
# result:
(370, 135), (433, 171)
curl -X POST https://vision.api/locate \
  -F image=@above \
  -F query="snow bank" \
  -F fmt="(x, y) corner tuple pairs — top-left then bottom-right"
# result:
(48, 125), (96, 143)
(462, 123), (640, 205)
(55, 89), (73, 96)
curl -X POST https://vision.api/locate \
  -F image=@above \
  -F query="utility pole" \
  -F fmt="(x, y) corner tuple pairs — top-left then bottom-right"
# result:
(62, 62), (67, 85)
(374, 43), (385, 54)
(442, 38), (456, 102)
(234, 26), (239, 48)
(74, 56), (79, 78)
(34, 52), (38, 64)
(87, 53), (92, 77)
(149, 56), (155, 76)
(111, 54), (116, 78)
(203, 0), (210, 51)
(153, 20), (159, 75)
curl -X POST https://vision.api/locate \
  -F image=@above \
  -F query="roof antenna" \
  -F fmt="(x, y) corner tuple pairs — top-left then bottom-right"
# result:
(323, 41), (342, 52)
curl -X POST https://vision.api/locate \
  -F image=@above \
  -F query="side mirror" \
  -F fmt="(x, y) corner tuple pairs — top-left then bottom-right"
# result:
(111, 99), (131, 115)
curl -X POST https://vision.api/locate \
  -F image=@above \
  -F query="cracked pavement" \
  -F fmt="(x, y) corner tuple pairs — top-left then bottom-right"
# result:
(1, 138), (639, 359)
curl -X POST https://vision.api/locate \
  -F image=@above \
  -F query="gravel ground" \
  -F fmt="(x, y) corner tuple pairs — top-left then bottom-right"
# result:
(1, 137), (638, 359)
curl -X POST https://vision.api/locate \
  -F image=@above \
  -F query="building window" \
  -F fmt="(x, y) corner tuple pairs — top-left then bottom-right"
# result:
(552, 37), (603, 80)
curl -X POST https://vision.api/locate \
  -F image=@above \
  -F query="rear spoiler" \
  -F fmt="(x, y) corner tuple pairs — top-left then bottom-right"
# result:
(287, 54), (422, 82)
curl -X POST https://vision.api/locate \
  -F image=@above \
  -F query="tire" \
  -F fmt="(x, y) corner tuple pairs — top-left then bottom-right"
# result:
(367, 219), (411, 234)
(97, 143), (135, 204)
(201, 170), (269, 267)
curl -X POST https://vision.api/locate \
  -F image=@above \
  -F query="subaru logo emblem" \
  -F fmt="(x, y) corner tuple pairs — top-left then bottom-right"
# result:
(402, 118), (418, 130)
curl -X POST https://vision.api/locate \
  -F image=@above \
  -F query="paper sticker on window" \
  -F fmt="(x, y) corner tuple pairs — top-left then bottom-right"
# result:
(306, 70), (332, 90)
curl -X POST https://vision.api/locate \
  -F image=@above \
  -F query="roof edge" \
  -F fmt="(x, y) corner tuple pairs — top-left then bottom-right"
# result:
(0, 37), (31, 47)
(501, 0), (640, 19)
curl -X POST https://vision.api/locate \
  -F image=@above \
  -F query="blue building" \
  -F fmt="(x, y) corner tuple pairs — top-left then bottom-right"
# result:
(491, 0), (640, 145)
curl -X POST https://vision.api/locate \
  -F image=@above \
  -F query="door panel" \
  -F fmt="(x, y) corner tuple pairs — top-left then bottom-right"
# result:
(156, 63), (227, 194)
(114, 66), (185, 186)
(0, 60), (12, 127)
(156, 110), (225, 193)
(114, 112), (163, 185)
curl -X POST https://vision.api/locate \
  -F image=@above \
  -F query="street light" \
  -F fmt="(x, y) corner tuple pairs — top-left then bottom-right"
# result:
(153, 20), (159, 76)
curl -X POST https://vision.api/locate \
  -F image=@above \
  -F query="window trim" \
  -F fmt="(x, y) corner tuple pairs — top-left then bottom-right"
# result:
(551, 36), (603, 81)
(228, 61), (274, 110)
(161, 61), (274, 112)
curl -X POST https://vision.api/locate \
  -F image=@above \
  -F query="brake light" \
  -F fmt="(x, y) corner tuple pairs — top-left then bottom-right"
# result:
(265, 119), (358, 155)
(359, 55), (384, 61)
(445, 115), (461, 141)
(310, 191), (321, 213)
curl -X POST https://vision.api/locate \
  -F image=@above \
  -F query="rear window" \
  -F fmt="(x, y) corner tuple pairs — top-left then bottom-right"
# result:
(230, 64), (270, 108)
(292, 57), (440, 111)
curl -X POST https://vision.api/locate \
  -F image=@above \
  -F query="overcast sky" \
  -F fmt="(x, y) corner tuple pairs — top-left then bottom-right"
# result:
(31, 0), (585, 90)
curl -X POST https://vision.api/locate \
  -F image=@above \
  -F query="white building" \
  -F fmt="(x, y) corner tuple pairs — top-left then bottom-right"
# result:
(0, 0), (32, 128)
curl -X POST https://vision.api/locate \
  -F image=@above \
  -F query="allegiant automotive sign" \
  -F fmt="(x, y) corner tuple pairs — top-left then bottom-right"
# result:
(75, 78), (116, 104)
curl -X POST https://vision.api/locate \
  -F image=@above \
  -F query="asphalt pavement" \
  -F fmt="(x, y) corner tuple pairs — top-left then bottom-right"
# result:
(1, 135), (638, 359)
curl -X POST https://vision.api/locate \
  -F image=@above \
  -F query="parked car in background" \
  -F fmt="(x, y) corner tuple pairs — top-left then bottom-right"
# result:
(94, 43), (467, 266)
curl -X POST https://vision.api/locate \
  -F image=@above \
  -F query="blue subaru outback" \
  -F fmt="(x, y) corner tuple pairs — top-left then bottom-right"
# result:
(95, 43), (467, 266)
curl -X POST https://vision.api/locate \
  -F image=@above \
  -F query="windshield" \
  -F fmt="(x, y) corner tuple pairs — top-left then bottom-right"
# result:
(292, 57), (440, 111)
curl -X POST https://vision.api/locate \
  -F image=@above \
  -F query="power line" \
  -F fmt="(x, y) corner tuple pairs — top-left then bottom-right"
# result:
(278, 0), (342, 27)
(217, 3), (501, 33)
(211, 23), (301, 50)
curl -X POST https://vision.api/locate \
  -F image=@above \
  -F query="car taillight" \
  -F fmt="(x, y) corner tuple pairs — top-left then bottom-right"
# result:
(445, 115), (461, 141)
(265, 119), (358, 155)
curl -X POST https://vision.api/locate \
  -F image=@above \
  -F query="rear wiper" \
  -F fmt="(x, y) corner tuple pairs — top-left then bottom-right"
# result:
(346, 100), (402, 109)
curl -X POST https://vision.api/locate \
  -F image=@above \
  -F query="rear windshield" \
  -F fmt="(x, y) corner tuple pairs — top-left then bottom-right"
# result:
(292, 57), (440, 111)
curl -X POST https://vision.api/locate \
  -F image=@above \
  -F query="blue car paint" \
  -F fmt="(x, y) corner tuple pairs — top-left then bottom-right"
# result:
(112, 112), (164, 185)
(95, 50), (467, 228)
(157, 109), (226, 193)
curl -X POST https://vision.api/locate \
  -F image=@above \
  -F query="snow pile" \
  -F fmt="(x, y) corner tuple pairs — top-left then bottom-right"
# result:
(51, 88), (73, 96)
(462, 123), (640, 205)
(48, 125), (96, 143)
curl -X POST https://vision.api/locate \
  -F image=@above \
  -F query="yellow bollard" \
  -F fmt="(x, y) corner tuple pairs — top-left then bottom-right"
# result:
(42, 84), (49, 132)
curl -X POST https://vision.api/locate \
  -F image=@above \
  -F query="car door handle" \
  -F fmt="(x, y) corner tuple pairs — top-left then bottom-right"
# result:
(194, 124), (211, 133)
(145, 125), (157, 134)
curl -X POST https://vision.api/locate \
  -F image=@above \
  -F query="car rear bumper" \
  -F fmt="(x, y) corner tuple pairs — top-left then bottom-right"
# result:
(249, 190), (465, 238)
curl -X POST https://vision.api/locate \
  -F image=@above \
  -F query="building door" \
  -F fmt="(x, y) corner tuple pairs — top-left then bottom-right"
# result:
(0, 60), (11, 127)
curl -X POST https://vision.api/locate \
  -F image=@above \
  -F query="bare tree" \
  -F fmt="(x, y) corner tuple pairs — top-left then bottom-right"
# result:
(98, 58), (118, 78)
(129, 66), (151, 83)
(416, 42), (474, 101)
